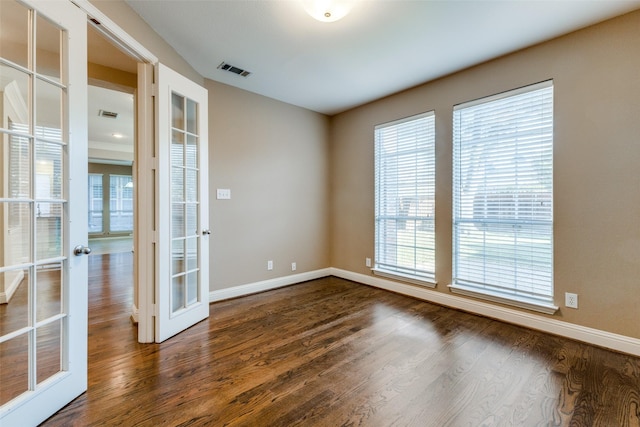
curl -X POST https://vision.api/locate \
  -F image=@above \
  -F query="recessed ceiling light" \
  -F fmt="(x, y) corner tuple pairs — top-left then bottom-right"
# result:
(112, 133), (124, 139)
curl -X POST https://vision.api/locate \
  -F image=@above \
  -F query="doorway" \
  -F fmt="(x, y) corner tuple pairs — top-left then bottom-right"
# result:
(86, 23), (138, 320)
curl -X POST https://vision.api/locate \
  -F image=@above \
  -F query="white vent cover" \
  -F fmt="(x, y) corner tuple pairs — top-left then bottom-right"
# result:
(99, 109), (118, 119)
(217, 62), (251, 77)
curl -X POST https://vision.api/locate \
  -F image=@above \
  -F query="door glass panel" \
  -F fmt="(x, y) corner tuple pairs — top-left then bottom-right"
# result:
(35, 202), (62, 260)
(0, 0), (29, 68)
(171, 239), (184, 274)
(35, 268), (61, 322)
(171, 205), (184, 238)
(186, 134), (197, 169)
(171, 93), (184, 130)
(36, 319), (62, 384)
(0, 65), (29, 129)
(0, 268), (29, 336)
(2, 131), (31, 199)
(171, 131), (184, 171)
(186, 204), (197, 236)
(36, 79), (62, 137)
(186, 99), (197, 133)
(35, 14), (61, 82)
(172, 275), (185, 312)
(185, 169), (197, 202)
(35, 141), (62, 199)
(186, 237), (197, 271)
(171, 167), (183, 202)
(0, 334), (29, 405)
(5, 202), (32, 264)
(186, 271), (197, 305)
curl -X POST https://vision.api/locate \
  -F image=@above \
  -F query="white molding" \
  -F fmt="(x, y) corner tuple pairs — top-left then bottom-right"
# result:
(130, 303), (139, 324)
(71, 0), (157, 64)
(209, 268), (332, 303)
(329, 267), (640, 357)
(0, 270), (24, 304)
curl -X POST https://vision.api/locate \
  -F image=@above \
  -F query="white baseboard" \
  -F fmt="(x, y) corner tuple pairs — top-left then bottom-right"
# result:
(329, 267), (640, 357)
(209, 268), (332, 303)
(131, 303), (139, 323)
(0, 270), (25, 304)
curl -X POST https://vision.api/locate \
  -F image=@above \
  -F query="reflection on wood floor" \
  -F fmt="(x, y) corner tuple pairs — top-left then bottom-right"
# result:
(88, 237), (133, 255)
(42, 256), (640, 426)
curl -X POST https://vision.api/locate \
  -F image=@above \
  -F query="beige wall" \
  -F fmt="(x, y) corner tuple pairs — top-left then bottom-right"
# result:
(207, 80), (331, 290)
(330, 10), (640, 339)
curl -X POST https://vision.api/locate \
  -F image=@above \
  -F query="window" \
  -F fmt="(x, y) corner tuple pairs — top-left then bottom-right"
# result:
(109, 174), (133, 232)
(88, 172), (132, 234)
(88, 174), (103, 233)
(374, 112), (436, 286)
(451, 81), (555, 313)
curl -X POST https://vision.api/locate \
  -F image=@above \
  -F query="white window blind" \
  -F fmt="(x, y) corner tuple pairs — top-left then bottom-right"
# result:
(452, 81), (554, 310)
(375, 112), (435, 284)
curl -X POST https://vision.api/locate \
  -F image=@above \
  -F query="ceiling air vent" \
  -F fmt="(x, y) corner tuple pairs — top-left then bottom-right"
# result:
(99, 109), (118, 119)
(217, 62), (251, 78)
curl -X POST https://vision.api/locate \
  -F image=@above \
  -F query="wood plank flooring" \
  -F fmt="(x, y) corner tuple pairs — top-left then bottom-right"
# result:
(42, 253), (640, 426)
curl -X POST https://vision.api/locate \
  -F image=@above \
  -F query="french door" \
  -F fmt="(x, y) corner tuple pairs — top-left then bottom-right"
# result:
(155, 64), (209, 342)
(0, 0), (88, 425)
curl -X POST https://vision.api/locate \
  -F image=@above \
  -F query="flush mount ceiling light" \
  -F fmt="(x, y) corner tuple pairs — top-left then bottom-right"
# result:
(303, 0), (354, 23)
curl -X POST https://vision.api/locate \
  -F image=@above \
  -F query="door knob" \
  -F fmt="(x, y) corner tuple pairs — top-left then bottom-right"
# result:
(73, 245), (92, 256)
(202, 229), (211, 235)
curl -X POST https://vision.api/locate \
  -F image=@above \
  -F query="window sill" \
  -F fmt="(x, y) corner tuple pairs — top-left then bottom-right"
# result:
(448, 283), (558, 315)
(372, 269), (437, 289)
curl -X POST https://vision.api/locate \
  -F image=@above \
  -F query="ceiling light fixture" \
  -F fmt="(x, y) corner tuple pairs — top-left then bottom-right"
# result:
(303, 0), (353, 23)
(112, 133), (124, 139)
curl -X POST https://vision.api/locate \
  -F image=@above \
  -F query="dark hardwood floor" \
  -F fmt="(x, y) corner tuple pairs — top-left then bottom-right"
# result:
(42, 253), (640, 426)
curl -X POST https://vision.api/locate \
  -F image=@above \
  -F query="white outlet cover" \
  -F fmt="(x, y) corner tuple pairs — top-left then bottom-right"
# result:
(565, 292), (578, 309)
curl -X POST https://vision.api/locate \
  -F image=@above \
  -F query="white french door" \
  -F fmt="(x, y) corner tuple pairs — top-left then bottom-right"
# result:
(155, 64), (209, 342)
(0, 0), (88, 425)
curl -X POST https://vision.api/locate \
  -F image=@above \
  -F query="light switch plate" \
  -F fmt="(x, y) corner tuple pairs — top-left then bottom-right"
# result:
(216, 188), (231, 200)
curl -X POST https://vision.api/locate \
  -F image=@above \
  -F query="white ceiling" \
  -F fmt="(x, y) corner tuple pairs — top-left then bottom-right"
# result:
(124, 0), (640, 116)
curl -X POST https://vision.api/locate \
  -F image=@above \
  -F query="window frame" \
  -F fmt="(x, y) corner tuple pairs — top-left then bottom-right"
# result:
(373, 111), (437, 287)
(449, 81), (557, 314)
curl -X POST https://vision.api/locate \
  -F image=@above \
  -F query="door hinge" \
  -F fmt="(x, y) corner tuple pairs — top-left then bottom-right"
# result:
(151, 157), (158, 170)
(151, 83), (158, 97)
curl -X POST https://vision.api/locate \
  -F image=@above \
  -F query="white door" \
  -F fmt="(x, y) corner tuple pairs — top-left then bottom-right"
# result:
(156, 64), (209, 342)
(0, 0), (88, 425)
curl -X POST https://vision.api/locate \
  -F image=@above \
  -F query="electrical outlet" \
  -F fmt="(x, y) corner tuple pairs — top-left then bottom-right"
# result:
(291, 262), (296, 271)
(565, 292), (578, 309)
(365, 257), (372, 268)
(267, 260), (273, 271)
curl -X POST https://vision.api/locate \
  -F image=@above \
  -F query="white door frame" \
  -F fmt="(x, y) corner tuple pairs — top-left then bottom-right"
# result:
(73, 0), (158, 343)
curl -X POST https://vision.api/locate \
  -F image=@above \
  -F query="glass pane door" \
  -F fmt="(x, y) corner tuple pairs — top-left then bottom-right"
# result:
(155, 63), (209, 343)
(0, 0), (66, 403)
(0, 0), (88, 424)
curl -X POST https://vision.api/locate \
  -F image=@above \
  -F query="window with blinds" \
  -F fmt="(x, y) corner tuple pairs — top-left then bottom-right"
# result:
(451, 81), (555, 312)
(374, 112), (436, 286)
